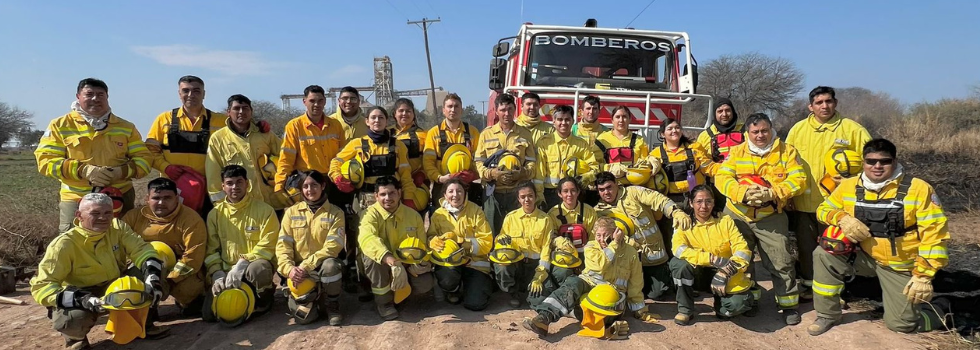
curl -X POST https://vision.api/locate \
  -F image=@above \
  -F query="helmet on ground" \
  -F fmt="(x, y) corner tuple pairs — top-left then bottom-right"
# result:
(551, 248), (582, 269)
(341, 158), (365, 189)
(646, 168), (669, 194)
(212, 281), (256, 328)
(488, 235), (525, 265)
(150, 241), (176, 272)
(441, 144), (473, 175)
(824, 149), (862, 178)
(625, 168), (651, 186)
(431, 239), (469, 267)
(102, 276), (152, 311)
(607, 212), (637, 238)
(496, 152), (522, 171)
(397, 237), (429, 264)
(564, 158), (590, 178)
(818, 225), (855, 255)
(581, 283), (623, 316)
(287, 277), (317, 302)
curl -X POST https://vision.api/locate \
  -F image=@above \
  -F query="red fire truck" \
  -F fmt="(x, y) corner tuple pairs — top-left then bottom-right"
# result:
(487, 19), (714, 144)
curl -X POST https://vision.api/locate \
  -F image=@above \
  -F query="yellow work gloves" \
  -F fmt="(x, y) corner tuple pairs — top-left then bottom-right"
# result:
(633, 307), (660, 323)
(609, 163), (629, 178)
(838, 215), (872, 242)
(671, 209), (692, 231)
(745, 186), (775, 203)
(528, 267), (549, 297)
(554, 236), (575, 253)
(645, 155), (663, 175)
(390, 264), (409, 291)
(903, 275), (933, 304)
(603, 320), (630, 340)
(429, 236), (446, 252)
(580, 172), (596, 188)
(78, 164), (114, 187)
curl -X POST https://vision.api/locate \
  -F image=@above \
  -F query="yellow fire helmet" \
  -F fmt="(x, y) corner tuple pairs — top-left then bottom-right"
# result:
(625, 167), (651, 186)
(102, 276), (152, 311)
(287, 277), (317, 301)
(149, 241), (176, 272)
(212, 281), (256, 328)
(496, 152), (522, 171)
(259, 154), (279, 184)
(607, 212), (637, 239)
(564, 158), (590, 178)
(441, 144), (473, 175)
(551, 248), (582, 269)
(397, 237), (430, 265)
(824, 148), (863, 178)
(431, 239), (469, 267)
(580, 283), (624, 316)
(341, 158), (365, 189)
(411, 186), (430, 209)
(647, 168), (669, 194)
(488, 235), (525, 265)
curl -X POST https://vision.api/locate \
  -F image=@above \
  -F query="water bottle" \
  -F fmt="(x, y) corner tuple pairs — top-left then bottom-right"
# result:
(686, 170), (697, 192)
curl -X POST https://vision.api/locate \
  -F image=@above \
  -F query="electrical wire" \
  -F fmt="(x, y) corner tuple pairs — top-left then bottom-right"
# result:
(625, 0), (657, 28)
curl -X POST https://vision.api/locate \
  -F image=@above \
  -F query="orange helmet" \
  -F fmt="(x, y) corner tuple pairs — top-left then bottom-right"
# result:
(818, 225), (854, 255)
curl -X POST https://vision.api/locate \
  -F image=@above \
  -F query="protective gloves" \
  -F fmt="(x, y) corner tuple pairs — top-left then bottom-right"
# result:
(753, 187), (776, 203)
(903, 275), (933, 304)
(528, 267), (548, 298)
(498, 171), (517, 186)
(646, 155), (663, 175)
(709, 255), (730, 269)
(579, 171), (596, 188)
(58, 289), (105, 313)
(672, 209), (693, 231)
(711, 271), (729, 296)
(224, 258), (250, 290)
(604, 320), (631, 340)
(390, 264), (409, 291)
(608, 163), (627, 178)
(255, 120), (271, 133)
(429, 236), (446, 252)
(838, 215), (872, 242)
(79, 164), (113, 187)
(108, 165), (130, 181)
(145, 275), (164, 304)
(211, 271), (227, 296)
(554, 236), (575, 253)
(633, 308), (660, 323)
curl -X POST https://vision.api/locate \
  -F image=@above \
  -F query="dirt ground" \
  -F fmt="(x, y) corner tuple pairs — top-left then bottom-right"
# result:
(2, 213), (976, 350)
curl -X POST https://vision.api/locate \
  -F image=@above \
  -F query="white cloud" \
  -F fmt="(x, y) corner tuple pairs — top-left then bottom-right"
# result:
(130, 45), (282, 76)
(329, 64), (368, 80)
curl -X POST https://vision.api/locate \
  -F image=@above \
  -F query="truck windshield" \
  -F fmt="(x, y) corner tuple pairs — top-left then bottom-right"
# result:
(524, 33), (674, 91)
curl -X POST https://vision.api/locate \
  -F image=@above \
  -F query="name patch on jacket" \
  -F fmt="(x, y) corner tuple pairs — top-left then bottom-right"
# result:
(834, 139), (851, 147)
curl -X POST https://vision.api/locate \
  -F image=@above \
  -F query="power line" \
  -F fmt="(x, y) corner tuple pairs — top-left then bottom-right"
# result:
(625, 0), (657, 28)
(423, 0), (440, 18)
(410, 0), (426, 17)
(384, 0), (409, 20)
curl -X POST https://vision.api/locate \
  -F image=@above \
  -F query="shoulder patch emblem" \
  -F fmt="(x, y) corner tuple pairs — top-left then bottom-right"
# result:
(931, 193), (943, 207)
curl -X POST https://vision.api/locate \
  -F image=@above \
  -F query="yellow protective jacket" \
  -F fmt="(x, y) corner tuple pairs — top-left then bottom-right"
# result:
(30, 220), (158, 307)
(422, 120), (481, 182)
(500, 208), (556, 269)
(328, 110), (368, 141)
(517, 114), (555, 147)
(205, 121), (283, 208)
(393, 124), (427, 175)
(548, 202), (598, 251)
(817, 175), (949, 277)
(594, 185), (678, 266)
(715, 139), (807, 222)
(580, 240), (645, 312)
(595, 130), (650, 185)
(538, 131), (601, 189)
(35, 112), (152, 201)
(695, 122), (745, 177)
(121, 205), (207, 282)
(654, 143), (711, 194)
(785, 113), (871, 212)
(276, 201), (346, 277)
(475, 124), (539, 193)
(328, 132), (416, 194)
(428, 201), (494, 273)
(275, 114), (346, 191)
(357, 202), (427, 264)
(204, 193), (279, 277)
(672, 216), (753, 294)
(145, 107), (228, 176)
(571, 120), (608, 147)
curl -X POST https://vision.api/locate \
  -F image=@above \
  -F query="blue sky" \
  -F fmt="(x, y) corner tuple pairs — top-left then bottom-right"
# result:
(1, 0), (977, 134)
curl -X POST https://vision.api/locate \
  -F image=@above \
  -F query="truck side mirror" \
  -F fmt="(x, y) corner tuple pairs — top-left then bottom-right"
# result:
(489, 58), (507, 91)
(492, 42), (510, 58)
(683, 63), (699, 92)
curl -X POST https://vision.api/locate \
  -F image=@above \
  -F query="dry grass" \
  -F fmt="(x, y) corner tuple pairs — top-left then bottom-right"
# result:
(0, 151), (60, 271)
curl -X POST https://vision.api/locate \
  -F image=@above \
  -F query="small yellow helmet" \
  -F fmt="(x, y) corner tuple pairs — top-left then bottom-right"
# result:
(260, 154), (279, 184)
(149, 241), (176, 272)
(488, 236), (525, 265)
(212, 282), (256, 328)
(647, 168), (669, 194)
(564, 158), (591, 178)
(412, 186), (430, 209)
(397, 237), (429, 264)
(341, 158), (365, 189)
(497, 152), (522, 171)
(431, 239), (469, 267)
(102, 276), (152, 311)
(607, 212), (637, 238)
(625, 168), (651, 186)
(580, 283), (623, 316)
(441, 144), (473, 175)
(551, 248), (582, 269)
(824, 148), (862, 178)
(287, 277), (317, 301)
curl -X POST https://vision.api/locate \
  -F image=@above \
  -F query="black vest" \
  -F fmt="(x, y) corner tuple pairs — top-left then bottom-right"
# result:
(853, 175), (916, 256)
(163, 108), (212, 155)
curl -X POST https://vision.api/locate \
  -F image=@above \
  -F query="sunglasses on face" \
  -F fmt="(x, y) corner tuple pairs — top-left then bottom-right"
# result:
(864, 158), (894, 166)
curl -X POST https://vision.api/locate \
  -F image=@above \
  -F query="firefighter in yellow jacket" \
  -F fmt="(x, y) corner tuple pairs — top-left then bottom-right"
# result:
(651, 118), (711, 252)
(35, 78), (153, 232)
(422, 93), (482, 207)
(548, 177), (599, 254)
(696, 97), (745, 177)
(571, 95), (607, 206)
(522, 217), (659, 337)
(516, 92), (555, 147)
(538, 105), (601, 209)
(203, 165), (279, 322)
(669, 185), (757, 325)
(204, 94), (284, 209)
(428, 179), (495, 311)
(490, 181), (556, 308)
(785, 86), (872, 294)
(357, 176), (434, 320)
(31, 193), (166, 349)
(594, 171), (692, 301)
(122, 178), (207, 316)
(391, 98), (428, 195)
(276, 170), (346, 326)
(329, 86), (369, 141)
(595, 106), (651, 185)
(275, 85), (346, 206)
(715, 113), (807, 325)
(809, 138), (950, 335)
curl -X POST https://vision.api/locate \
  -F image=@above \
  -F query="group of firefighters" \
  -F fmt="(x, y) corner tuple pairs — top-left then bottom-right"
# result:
(29, 76), (951, 349)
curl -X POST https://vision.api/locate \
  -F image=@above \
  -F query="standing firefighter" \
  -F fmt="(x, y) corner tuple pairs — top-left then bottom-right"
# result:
(422, 93), (482, 210)
(122, 178), (207, 317)
(35, 78), (153, 232)
(538, 105), (601, 210)
(428, 179), (495, 310)
(696, 97), (745, 178)
(594, 106), (651, 185)
(276, 170), (346, 325)
(571, 95), (607, 206)
(390, 98), (430, 212)
(31, 193), (167, 349)
(515, 92), (555, 147)
(715, 113), (807, 325)
(808, 139), (950, 335)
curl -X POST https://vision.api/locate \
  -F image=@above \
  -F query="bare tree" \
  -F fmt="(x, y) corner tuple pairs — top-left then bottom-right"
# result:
(834, 87), (905, 136)
(0, 102), (34, 150)
(247, 100), (303, 137)
(698, 52), (805, 121)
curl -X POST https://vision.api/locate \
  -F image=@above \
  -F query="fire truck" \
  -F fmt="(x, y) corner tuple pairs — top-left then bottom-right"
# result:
(487, 19), (714, 144)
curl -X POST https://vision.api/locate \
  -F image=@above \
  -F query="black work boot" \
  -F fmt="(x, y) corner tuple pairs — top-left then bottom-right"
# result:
(324, 296), (343, 326)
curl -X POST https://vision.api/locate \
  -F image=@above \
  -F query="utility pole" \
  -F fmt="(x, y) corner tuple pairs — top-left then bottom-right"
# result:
(480, 100), (487, 115)
(408, 17), (441, 117)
